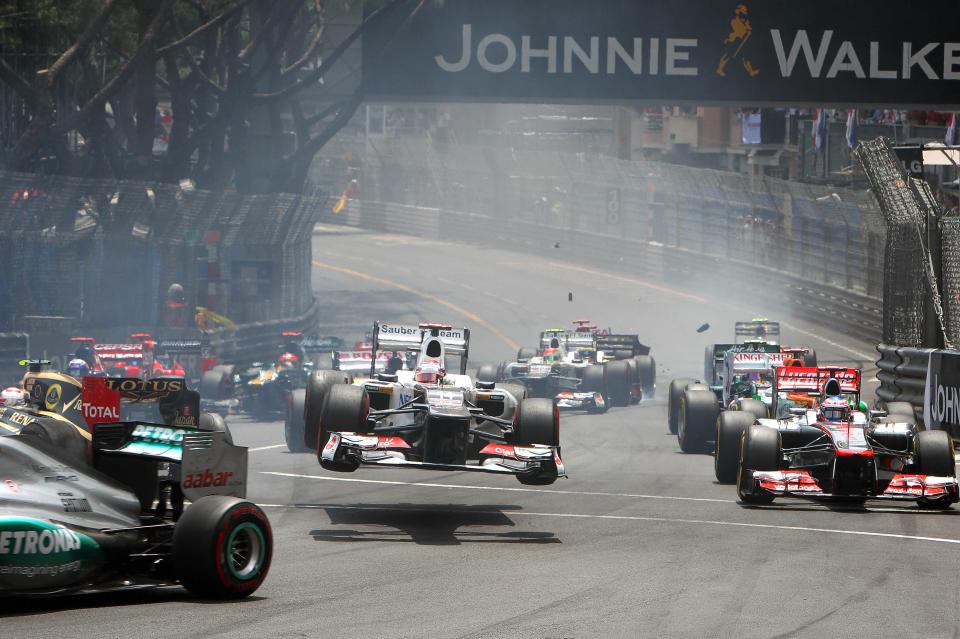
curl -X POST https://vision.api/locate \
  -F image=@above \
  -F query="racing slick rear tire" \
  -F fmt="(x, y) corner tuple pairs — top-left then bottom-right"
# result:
(633, 355), (655, 400)
(734, 398), (768, 421)
(517, 347), (537, 361)
(737, 425), (780, 505)
(606, 360), (632, 407)
(915, 430), (956, 509)
(476, 364), (501, 384)
(715, 412), (755, 484)
(305, 370), (349, 450)
(284, 390), (309, 453)
(678, 388), (719, 454)
(173, 496), (272, 599)
(200, 369), (231, 401)
(513, 398), (559, 447)
(581, 364), (608, 405)
(802, 348), (818, 367)
(199, 412), (233, 445)
(668, 378), (697, 434)
(496, 383), (527, 403)
(704, 345), (715, 384)
(884, 401), (917, 422)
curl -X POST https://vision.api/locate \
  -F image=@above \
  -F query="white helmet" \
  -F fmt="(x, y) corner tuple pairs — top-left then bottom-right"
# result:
(0, 387), (25, 406)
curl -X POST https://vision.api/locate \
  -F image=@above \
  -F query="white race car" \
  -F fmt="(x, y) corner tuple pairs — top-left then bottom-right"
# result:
(286, 321), (564, 485)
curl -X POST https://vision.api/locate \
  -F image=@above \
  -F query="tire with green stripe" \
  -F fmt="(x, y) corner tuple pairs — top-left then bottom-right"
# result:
(173, 496), (273, 598)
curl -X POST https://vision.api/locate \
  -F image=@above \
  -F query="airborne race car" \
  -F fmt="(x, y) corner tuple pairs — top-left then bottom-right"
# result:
(718, 366), (958, 508)
(0, 368), (271, 598)
(286, 321), (564, 485)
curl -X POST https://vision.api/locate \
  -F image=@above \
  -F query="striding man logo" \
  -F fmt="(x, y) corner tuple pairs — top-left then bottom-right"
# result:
(717, 4), (760, 78)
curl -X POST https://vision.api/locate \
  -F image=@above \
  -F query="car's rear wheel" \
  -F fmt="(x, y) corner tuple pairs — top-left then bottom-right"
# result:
(737, 425), (780, 505)
(715, 412), (754, 484)
(884, 401), (917, 422)
(199, 412), (233, 445)
(606, 360), (632, 407)
(802, 348), (818, 367)
(633, 355), (655, 399)
(668, 378), (696, 434)
(284, 390), (308, 453)
(476, 364), (500, 383)
(678, 388), (718, 453)
(915, 430), (956, 509)
(200, 369), (232, 401)
(517, 347), (537, 361)
(734, 398), (768, 421)
(173, 496), (272, 599)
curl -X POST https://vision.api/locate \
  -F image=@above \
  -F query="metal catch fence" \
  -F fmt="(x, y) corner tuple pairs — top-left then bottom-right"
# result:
(0, 171), (323, 332)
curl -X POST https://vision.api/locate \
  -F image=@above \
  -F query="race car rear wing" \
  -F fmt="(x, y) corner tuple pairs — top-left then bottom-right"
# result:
(370, 321), (470, 376)
(594, 334), (651, 357)
(735, 320), (781, 344)
(92, 421), (247, 506)
(80, 376), (201, 429)
(774, 366), (860, 394)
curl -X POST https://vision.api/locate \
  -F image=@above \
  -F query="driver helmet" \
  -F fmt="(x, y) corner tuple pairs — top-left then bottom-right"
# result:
(277, 352), (299, 370)
(66, 358), (90, 380)
(542, 347), (560, 363)
(415, 361), (444, 384)
(0, 386), (25, 406)
(819, 396), (850, 423)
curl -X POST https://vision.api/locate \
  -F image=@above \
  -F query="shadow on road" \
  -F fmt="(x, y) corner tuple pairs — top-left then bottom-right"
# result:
(0, 588), (265, 617)
(303, 503), (561, 545)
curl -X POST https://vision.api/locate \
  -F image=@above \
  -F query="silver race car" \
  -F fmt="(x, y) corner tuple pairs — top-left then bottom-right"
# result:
(0, 367), (272, 598)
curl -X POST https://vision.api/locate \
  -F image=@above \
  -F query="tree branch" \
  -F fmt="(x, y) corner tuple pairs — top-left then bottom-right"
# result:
(55, 0), (176, 134)
(251, 0), (411, 103)
(280, 0), (325, 76)
(43, 0), (122, 85)
(155, 0), (250, 56)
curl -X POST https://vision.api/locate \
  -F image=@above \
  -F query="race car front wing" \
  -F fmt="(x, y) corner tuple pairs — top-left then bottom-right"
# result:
(748, 470), (959, 502)
(321, 432), (565, 478)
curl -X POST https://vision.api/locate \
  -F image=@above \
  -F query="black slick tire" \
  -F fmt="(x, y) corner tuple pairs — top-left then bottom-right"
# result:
(678, 388), (719, 453)
(668, 378), (696, 434)
(715, 412), (754, 484)
(173, 496), (273, 599)
(737, 425), (780, 505)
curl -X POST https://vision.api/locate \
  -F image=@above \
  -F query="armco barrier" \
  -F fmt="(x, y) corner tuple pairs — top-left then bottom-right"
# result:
(325, 200), (883, 342)
(1, 302), (319, 386)
(876, 344), (932, 409)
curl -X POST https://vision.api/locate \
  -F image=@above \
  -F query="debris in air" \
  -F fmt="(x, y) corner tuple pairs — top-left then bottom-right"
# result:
(568, 292), (573, 302)
(696, 323), (710, 333)
(554, 242), (560, 249)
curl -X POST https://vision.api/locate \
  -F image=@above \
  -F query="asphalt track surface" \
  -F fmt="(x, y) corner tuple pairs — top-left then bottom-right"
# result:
(4, 226), (959, 639)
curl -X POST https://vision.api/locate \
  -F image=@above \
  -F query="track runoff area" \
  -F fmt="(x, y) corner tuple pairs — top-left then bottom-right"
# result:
(10, 226), (957, 639)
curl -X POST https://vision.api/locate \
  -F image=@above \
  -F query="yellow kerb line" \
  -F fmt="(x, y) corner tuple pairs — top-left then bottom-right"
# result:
(312, 260), (520, 352)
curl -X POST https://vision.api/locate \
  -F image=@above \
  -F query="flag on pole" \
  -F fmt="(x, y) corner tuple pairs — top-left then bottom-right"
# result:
(814, 109), (828, 151)
(946, 113), (958, 146)
(845, 109), (858, 149)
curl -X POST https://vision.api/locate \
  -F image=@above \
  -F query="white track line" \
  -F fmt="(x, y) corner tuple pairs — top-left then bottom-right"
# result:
(256, 503), (960, 546)
(250, 444), (286, 452)
(778, 322), (875, 361)
(259, 471), (732, 503)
